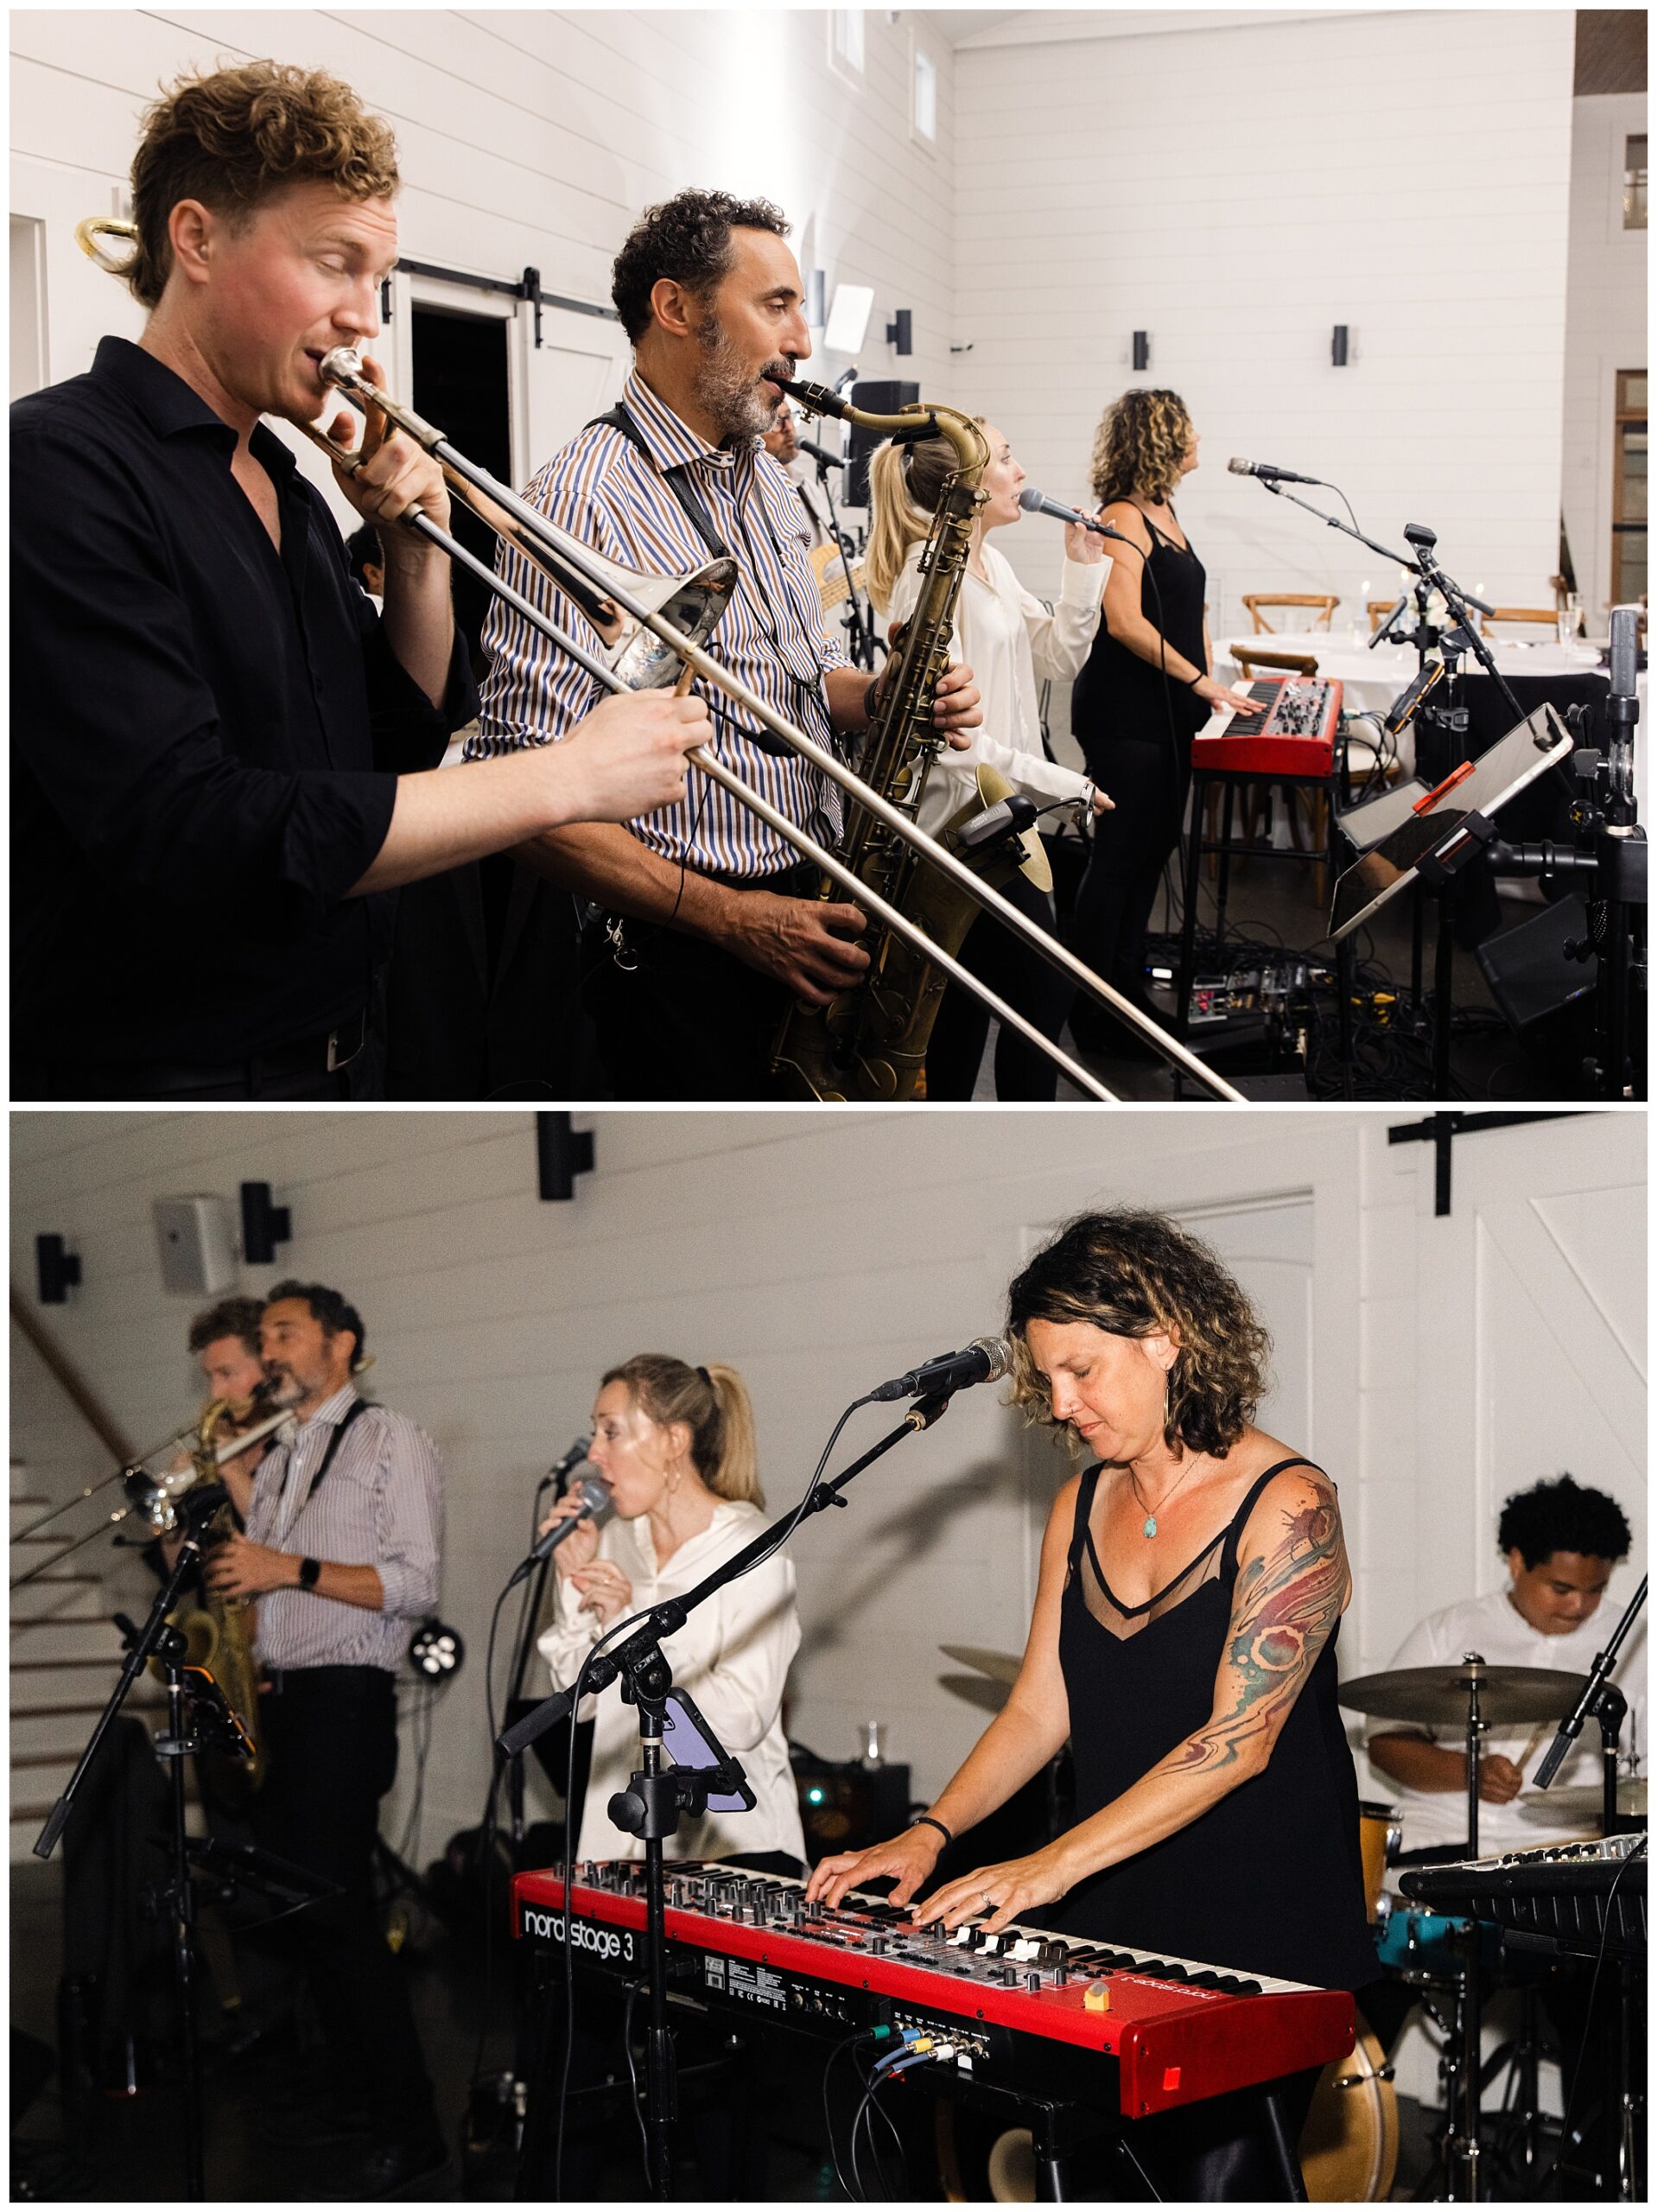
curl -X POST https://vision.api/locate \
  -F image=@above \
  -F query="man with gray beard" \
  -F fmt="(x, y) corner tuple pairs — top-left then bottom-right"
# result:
(476, 188), (981, 1099)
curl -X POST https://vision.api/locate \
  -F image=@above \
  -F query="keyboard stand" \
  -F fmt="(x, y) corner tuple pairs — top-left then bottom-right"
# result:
(1176, 764), (1355, 1097)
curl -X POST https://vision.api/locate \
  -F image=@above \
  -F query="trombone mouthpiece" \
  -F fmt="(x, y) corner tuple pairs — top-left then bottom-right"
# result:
(320, 346), (365, 389)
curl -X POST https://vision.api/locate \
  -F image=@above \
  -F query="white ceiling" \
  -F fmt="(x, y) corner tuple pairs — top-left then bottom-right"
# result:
(920, 8), (1368, 50)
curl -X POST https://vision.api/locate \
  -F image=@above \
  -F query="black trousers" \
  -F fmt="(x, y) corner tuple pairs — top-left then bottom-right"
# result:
(581, 864), (816, 1103)
(248, 1668), (435, 2141)
(1069, 735), (1190, 1027)
(924, 874), (1074, 1101)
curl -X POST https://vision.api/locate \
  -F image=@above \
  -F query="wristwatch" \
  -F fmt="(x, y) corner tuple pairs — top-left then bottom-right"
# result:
(296, 1556), (321, 1590)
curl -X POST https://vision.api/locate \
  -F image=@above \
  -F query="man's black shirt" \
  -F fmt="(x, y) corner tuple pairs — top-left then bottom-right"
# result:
(11, 338), (477, 1081)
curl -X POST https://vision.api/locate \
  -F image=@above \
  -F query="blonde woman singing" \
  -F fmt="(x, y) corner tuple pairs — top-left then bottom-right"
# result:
(536, 1354), (804, 1873)
(865, 424), (1113, 1098)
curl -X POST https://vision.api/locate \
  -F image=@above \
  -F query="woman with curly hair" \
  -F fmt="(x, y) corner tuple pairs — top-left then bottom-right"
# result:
(809, 1209), (1372, 2200)
(1066, 393), (1258, 1056)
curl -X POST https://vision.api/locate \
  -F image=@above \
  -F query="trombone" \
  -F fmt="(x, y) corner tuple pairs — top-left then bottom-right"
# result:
(298, 346), (1242, 1103)
(9, 1395), (300, 1592)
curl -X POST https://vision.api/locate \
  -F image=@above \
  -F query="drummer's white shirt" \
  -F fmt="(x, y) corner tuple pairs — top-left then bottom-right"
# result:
(1365, 1583), (1647, 1853)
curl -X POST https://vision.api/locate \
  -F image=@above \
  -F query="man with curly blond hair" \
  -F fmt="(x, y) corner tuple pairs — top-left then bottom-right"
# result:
(13, 60), (708, 1101)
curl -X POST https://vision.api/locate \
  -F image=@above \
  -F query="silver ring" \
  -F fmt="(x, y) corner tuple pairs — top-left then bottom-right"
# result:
(981, 1892), (995, 1913)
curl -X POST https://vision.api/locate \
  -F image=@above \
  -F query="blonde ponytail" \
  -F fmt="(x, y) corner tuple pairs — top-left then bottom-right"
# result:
(862, 423), (984, 614)
(600, 1353), (764, 1509)
(702, 1363), (761, 1506)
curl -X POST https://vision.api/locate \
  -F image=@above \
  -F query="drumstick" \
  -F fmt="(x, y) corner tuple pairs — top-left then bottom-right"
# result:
(1514, 1721), (1550, 1782)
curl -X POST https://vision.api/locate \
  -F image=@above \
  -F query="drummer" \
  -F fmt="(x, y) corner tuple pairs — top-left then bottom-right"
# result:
(1368, 1475), (1644, 1856)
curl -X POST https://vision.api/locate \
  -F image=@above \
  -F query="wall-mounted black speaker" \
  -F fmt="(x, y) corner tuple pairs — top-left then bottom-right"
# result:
(536, 1112), (594, 1201)
(239, 1181), (292, 1266)
(846, 378), (920, 508)
(1331, 324), (1350, 367)
(1132, 331), (1150, 372)
(35, 1234), (81, 1305)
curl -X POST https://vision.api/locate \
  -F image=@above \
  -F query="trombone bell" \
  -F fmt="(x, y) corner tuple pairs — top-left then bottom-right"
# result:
(316, 345), (737, 691)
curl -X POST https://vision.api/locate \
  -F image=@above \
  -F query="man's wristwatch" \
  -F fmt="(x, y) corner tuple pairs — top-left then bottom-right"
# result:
(296, 1556), (322, 1591)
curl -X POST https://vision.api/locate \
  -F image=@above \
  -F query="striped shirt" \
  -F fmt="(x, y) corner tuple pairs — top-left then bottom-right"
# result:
(475, 369), (849, 878)
(244, 1383), (442, 1673)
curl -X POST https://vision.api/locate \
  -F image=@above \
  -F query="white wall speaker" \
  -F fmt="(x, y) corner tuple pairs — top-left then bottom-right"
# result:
(153, 1196), (238, 1296)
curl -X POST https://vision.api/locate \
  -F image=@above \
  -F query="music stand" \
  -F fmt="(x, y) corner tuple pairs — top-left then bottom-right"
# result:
(1330, 704), (1577, 1097)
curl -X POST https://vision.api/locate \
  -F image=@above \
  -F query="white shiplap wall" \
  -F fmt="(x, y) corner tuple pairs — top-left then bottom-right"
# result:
(10, 8), (958, 407)
(10, 1108), (1643, 1869)
(949, 10), (1578, 639)
(1561, 90), (1648, 625)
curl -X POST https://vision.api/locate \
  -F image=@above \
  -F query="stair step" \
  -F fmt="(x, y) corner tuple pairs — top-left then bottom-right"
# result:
(8, 1623), (130, 1662)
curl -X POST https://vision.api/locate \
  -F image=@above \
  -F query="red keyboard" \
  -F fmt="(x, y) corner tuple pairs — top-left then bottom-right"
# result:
(1193, 675), (1343, 777)
(512, 1860), (1353, 2119)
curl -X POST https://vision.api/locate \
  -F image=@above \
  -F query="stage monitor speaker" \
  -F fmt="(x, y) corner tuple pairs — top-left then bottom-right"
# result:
(846, 379), (919, 509)
(153, 1195), (238, 1295)
(1476, 893), (1597, 1041)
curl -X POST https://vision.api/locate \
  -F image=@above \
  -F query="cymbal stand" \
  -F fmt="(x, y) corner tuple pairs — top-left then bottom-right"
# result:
(1444, 1653), (1489, 2201)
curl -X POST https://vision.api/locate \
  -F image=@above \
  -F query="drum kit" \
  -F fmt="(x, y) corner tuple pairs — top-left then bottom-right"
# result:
(1338, 1654), (1645, 2203)
(935, 1646), (1644, 2203)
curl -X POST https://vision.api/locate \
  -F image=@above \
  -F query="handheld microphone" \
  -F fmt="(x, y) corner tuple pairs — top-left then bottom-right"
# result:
(1227, 457), (1324, 486)
(870, 1335), (1012, 1404)
(798, 437), (845, 470)
(1017, 487), (1133, 545)
(505, 1445), (606, 1590)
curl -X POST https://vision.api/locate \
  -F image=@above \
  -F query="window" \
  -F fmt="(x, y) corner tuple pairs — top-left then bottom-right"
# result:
(1625, 134), (1647, 230)
(831, 11), (865, 76)
(1612, 371), (1647, 605)
(913, 45), (938, 142)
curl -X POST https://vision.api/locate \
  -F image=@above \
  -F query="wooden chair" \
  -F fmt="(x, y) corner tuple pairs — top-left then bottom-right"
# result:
(1241, 593), (1340, 633)
(1233, 645), (1319, 678)
(1479, 607), (1558, 636)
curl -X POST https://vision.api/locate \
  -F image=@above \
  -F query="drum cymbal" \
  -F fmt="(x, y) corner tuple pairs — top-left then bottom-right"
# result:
(1516, 1778), (1647, 1823)
(940, 1672), (1009, 1716)
(1337, 1663), (1587, 1726)
(939, 1643), (1021, 1688)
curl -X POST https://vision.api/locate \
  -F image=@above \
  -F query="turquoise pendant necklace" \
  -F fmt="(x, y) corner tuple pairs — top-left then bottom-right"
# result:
(1132, 1454), (1200, 1540)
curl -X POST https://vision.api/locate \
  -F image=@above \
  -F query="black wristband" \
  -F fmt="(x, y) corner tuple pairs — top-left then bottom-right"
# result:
(297, 1556), (321, 1591)
(912, 1813), (953, 1848)
(1186, 670), (1207, 690)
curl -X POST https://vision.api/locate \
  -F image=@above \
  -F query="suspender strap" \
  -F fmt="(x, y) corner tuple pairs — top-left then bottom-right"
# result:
(588, 404), (733, 563)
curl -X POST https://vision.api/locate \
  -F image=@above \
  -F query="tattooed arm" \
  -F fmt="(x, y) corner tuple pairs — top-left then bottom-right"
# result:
(915, 1465), (1352, 1934)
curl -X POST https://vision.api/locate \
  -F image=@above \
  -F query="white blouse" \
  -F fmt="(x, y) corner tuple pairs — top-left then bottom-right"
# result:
(536, 1497), (806, 1866)
(886, 539), (1108, 843)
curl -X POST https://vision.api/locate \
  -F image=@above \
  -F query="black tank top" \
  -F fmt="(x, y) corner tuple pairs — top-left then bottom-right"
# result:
(1055, 1458), (1374, 1993)
(1071, 512), (1209, 764)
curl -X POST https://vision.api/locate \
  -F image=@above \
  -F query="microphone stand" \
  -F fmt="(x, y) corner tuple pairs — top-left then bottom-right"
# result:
(33, 1489), (244, 2202)
(813, 454), (875, 672)
(1252, 482), (1537, 1097)
(1533, 1573), (1647, 1833)
(500, 1382), (957, 2201)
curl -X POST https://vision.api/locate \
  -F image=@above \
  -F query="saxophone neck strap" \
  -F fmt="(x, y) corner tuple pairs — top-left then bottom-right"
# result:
(306, 1395), (371, 1503)
(589, 403), (733, 564)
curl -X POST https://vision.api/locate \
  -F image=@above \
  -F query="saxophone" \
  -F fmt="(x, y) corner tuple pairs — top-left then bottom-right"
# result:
(148, 1395), (279, 1803)
(772, 381), (1052, 1102)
